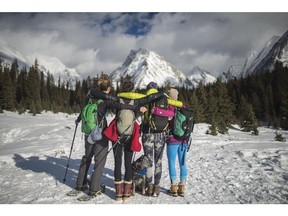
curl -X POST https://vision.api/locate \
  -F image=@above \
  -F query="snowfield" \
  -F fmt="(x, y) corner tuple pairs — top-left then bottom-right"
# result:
(0, 111), (288, 213)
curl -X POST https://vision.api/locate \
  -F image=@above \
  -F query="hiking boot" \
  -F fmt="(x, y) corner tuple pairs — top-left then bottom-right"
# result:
(146, 184), (154, 196)
(114, 180), (123, 201)
(123, 180), (132, 200)
(153, 184), (160, 197)
(177, 183), (185, 197)
(168, 184), (178, 197)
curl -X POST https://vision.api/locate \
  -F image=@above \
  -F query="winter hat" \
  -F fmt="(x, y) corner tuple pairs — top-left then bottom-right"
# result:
(168, 88), (179, 100)
(146, 82), (158, 90)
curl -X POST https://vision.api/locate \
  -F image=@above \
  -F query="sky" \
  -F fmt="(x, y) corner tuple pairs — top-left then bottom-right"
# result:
(1, 1), (288, 78)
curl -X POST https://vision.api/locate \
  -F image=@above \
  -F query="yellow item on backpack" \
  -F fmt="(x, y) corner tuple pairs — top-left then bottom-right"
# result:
(117, 90), (183, 108)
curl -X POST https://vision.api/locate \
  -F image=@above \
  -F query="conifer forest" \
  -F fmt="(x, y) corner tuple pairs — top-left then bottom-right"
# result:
(1, 58), (288, 134)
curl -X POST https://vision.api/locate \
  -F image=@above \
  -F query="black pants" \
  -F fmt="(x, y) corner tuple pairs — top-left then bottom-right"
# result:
(113, 136), (133, 181)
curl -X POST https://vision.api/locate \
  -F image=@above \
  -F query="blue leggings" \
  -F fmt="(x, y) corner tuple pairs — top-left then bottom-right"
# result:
(166, 142), (187, 183)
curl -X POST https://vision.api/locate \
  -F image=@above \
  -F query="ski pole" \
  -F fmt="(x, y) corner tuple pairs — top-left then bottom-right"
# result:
(63, 123), (78, 183)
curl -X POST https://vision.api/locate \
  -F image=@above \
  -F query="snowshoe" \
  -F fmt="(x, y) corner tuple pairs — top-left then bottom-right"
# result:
(77, 190), (102, 201)
(66, 188), (82, 197)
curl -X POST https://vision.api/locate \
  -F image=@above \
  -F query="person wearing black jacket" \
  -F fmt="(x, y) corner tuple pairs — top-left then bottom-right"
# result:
(67, 74), (147, 201)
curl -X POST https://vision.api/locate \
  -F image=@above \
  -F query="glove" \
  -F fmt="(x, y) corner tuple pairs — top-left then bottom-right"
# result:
(75, 118), (80, 125)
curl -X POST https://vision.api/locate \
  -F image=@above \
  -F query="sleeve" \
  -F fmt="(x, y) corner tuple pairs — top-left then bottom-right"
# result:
(105, 100), (140, 111)
(90, 89), (119, 102)
(136, 92), (165, 107)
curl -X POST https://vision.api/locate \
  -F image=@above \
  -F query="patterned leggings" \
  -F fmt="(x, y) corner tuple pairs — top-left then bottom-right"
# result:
(142, 133), (166, 186)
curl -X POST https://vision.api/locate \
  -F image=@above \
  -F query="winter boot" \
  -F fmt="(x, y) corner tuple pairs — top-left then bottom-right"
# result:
(146, 184), (154, 196)
(177, 183), (185, 197)
(123, 180), (132, 200)
(114, 180), (123, 201)
(153, 184), (160, 197)
(168, 184), (178, 197)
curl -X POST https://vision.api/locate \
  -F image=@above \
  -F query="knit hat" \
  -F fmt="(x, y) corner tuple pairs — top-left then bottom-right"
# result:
(146, 82), (158, 90)
(168, 88), (179, 100)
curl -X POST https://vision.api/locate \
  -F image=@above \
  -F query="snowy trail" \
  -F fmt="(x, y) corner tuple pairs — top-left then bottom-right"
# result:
(0, 111), (288, 204)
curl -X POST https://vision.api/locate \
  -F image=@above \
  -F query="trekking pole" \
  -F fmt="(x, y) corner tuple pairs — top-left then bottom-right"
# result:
(63, 123), (78, 183)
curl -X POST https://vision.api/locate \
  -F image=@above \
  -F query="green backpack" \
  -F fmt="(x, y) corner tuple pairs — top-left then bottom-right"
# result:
(81, 99), (103, 135)
(173, 108), (194, 141)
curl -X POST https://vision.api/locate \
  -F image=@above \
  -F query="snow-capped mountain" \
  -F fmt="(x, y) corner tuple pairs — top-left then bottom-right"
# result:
(110, 48), (216, 90)
(110, 48), (189, 90)
(0, 42), (82, 88)
(27, 53), (82, 86)
(187, 66), (216, 87)
(219, 30), (288, 82)
(243, 35), (281, 76)
(251, 31), (288, 74)
(218, 64), (243, 82)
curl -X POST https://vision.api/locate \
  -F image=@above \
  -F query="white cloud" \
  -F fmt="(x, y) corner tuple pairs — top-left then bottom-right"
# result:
(0, 12), (288, 78)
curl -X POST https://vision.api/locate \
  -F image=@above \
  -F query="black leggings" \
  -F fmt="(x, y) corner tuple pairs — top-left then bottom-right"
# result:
(113, 136), (133, 181)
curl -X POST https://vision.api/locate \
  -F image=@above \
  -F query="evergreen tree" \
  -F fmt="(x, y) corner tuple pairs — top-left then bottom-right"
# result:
(190, 90), (205, 123)
(16, 67), (28, 111)
(27, 61), (42, 113)
(239, 95), (258, 132)
(195, 82), (208, 122)
(40, 71), (49, 110)
(2, 68), (14, 110)
(280, 93), (288, 130)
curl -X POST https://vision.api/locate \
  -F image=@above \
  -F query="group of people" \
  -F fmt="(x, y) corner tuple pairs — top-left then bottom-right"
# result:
(67, 74), (190, 201)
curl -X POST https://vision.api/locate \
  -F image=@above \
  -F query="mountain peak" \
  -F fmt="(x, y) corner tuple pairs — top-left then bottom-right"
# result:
(111, 48), (188, 90)
(187, 66), (216, 86)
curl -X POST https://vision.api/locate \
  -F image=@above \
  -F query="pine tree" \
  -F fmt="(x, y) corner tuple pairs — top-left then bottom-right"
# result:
(195, 82), (208, 122)
(40, 71), (49, 110)
(16, 67), (28, 111)
(239, 95), (258, 132)
(280, 93), (288, 130)
(190, 91), (205, 123)
(27, 61), (42, 113)
(2, 68), (14, 110)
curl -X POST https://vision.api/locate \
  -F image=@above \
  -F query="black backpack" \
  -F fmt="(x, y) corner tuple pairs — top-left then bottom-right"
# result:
(173, 108), (194, 141)
(149, 96), (169, 133)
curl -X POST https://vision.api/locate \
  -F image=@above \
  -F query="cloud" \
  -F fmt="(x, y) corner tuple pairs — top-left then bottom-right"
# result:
(0, 12), (288, 78)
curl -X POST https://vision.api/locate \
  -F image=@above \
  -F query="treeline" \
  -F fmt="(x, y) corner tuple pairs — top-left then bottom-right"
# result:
(0, 58), (108, 115)
(1, 58), (288, 133)
(176, 61), (288, 133)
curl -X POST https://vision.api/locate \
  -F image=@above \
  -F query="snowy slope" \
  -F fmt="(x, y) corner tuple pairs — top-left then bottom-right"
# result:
(0, 42), (82, 87)
(27, 53), (82, 86)
(111, 48), (201, 90)
(1, 111), (288, 206)
(244, 35), (281, 76)
(187, 66), (216, 87)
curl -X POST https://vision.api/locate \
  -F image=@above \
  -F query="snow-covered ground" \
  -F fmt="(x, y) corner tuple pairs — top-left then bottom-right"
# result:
(0, 111), (288, 213)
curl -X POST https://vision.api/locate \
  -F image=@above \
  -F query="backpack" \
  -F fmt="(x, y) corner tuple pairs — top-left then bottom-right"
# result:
(81, 99), (103, 135)
(116, 98), (135, 136)
(149, 96), (169, 132)
(173, 108), (194, 141)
